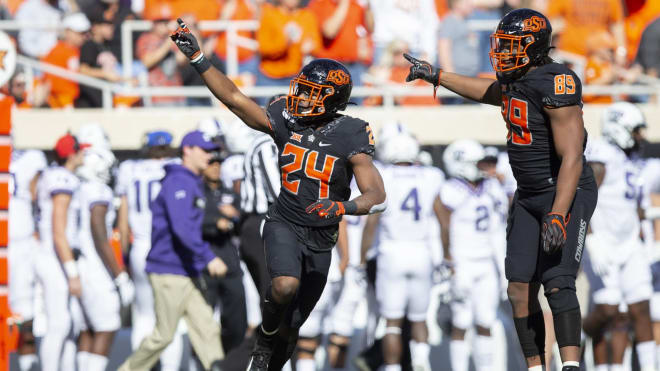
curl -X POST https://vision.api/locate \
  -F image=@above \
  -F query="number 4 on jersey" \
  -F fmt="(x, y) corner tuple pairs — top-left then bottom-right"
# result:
(401, 187), (421, 221)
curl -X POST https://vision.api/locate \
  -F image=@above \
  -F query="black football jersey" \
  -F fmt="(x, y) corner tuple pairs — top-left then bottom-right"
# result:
(501, 62), (595, 192)
(266, 98), (375, 227)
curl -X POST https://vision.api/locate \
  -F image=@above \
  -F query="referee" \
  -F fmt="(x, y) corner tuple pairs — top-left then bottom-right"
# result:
(239, 130), (280, 299)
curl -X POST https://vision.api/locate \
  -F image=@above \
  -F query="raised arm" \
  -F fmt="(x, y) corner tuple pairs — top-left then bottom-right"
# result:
(170, 19), (271, 133)
(404, 53), (502, 105)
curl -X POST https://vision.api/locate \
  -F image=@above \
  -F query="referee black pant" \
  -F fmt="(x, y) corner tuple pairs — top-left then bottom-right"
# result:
(239, 213), (270, 300)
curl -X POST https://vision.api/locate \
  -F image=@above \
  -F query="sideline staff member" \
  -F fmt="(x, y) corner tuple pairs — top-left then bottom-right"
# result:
(119, 130), (226, 371)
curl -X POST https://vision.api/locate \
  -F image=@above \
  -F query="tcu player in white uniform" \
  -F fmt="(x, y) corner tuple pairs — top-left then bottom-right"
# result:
(582, 102), (656, 371)
(362, 134), (441, 371)
(115, 131), (185, 370)
(8, 149), (47, 371)
(439, 139), (507, 371)
(35, 134), (86, 371)
(76, 147), (134, 371)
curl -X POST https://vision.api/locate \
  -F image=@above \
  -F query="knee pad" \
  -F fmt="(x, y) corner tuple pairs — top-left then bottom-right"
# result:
(544, 276), (579, 315)
(553, 307), (581, 348)
(513, 311), (545, 359)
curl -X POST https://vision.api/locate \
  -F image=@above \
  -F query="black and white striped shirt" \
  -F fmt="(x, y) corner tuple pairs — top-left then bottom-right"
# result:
(241, 134), (280, 214)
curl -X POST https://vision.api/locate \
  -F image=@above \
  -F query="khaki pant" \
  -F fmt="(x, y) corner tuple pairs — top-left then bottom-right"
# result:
(119, 274), (223, 371)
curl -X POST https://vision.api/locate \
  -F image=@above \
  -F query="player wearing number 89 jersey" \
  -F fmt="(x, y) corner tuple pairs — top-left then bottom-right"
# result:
(406, 8), (597, 370)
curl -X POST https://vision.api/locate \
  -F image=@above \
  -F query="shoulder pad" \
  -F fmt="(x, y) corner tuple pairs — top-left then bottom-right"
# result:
(526, 63), (582, 108)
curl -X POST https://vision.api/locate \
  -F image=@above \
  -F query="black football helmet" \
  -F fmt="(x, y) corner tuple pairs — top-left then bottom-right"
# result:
(489, 8), (552, 83)
(286, 59), (352, 122)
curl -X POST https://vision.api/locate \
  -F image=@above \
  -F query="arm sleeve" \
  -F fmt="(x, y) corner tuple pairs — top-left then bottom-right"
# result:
(202, 197), (221, 240)
(163, 181), (216, 265)
(440, 182), (462, 211)
(47, 169), (79, 196)
(346, 121), (375, 159)
(265, 97), (290, 145)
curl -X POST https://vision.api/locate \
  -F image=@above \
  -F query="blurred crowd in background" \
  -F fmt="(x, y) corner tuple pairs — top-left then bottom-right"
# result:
(2, 0), (660, 108)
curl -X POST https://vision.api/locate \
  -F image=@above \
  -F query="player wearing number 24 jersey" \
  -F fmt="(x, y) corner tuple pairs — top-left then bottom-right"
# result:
(406, 8), (596, 371)
(169, 18), (386, 371)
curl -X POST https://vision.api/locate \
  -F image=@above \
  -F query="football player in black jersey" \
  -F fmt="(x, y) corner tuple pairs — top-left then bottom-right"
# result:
(406, 9), (597, 371)
(170, 19), (386, 371)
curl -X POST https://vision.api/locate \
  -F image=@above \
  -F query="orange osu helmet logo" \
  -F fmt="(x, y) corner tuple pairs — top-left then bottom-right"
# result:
(327, 70), (350, 85)
(522, 16), (546, 32)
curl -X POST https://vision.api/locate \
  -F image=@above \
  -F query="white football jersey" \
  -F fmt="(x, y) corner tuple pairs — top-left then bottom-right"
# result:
(586, 138), (643, 244)
(441, 177), (506, 260)
(496, 152), (517, 197)
(37, 166), (81, 251)
(9, 150), (47, 240)
(78, 180), (115, 266)
(115, 158), (170, 241)
(376, 164), (444, 243)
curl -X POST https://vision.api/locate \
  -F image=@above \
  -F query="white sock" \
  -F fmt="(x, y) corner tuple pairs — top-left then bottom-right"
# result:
(450, 340), (469, 371)
(18, 354), (38, 371)
(637, 340), (656, 369)
(87, 353), (108, 371)
(296, 358), (316, 371)
(562, 361), (580, 368)
(611, 364), (624, 371)
(409, 340), (431, 370)
(473, 335), (493, 371)
(383, 365), (401, 371)
(594, 364), (610, 371)
(77, 351), (90, 371)
(528, 366), (544, 371)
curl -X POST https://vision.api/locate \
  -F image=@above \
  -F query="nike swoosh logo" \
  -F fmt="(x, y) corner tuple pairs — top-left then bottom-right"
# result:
(319, 142), (332, 147)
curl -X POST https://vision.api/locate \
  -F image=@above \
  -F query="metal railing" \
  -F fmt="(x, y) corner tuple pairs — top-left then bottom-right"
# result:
(5, 19), (660, 109)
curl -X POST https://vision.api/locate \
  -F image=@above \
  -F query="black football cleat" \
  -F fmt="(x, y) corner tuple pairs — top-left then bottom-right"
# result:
(246, 328), (274, 371)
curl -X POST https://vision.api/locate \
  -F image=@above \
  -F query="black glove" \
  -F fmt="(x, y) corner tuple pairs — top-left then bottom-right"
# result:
(403, 53), (441, 85)
(306, 199), (357, 219)
(542, 212), (569, 254)
(170, 18), (202, 61)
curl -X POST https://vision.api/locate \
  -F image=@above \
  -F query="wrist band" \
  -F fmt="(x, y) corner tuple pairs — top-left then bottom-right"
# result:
(64, 260), (79, 278)
(191, 52), (211, 74)
(343, 200), (358, 215)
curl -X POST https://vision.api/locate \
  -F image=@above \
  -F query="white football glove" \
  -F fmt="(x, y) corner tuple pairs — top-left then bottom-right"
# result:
(585, 234), (611, 277)
(114, 272), (135, 307)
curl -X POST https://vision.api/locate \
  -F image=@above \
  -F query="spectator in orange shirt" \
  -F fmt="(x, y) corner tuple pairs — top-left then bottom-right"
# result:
(136, 16), (186, 106)
(307, 0), (374, 88)
(256, 0), (321, 93)
(41, 12), (90, 109)
(546, 0), (627, 65)
(583, 31), (617, 103)
(208, 0), (259, 84)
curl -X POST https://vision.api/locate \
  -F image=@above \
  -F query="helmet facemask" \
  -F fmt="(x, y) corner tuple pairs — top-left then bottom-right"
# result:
(490, 33), (536, 82)
(286, 76), (336, 120)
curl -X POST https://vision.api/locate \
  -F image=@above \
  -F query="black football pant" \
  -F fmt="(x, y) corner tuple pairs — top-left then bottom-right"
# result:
(239, 213), (270, 300)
